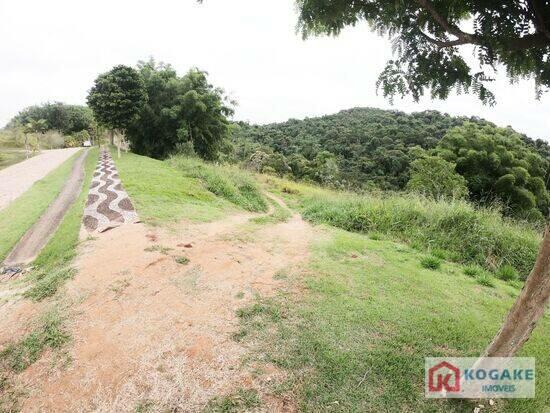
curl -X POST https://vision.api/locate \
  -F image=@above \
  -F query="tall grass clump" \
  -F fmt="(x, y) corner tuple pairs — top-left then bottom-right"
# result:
(168, 156), (268, 212)
(301, 192), (540, 278)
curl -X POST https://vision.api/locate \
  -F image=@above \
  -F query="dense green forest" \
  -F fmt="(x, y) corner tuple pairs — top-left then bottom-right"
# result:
(229, 108), (550, 220)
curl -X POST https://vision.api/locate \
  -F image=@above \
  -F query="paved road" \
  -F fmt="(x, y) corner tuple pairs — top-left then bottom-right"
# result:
(0, 148), (81, 211)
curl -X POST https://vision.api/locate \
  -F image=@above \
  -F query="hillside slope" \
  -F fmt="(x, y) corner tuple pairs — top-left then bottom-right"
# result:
(231, 107), (550, 191)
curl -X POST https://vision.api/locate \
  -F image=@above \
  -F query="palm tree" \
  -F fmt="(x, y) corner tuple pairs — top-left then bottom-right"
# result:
(23, 119), (48, 157)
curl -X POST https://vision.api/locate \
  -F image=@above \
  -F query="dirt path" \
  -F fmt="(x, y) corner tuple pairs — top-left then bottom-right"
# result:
(3, 149), (89, 266)
(0, 148), (82, 211)
(14, 196), (314, 412)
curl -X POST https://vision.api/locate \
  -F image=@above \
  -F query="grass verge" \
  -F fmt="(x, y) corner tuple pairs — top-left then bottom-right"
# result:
(112, 150), (236, 225)
(236, 227), (549, 413)
(23, 148), (98, 300)
(0, 150), (82, 262)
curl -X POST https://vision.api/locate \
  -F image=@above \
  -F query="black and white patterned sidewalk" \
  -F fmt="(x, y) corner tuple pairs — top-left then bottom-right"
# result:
(83, 149), (139, 233)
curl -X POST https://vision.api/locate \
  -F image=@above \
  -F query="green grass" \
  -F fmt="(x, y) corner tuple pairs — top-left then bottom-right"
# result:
(496, 264), (519, 281)
(236, 227), (549, 413)
(463, 264), (484, 277)
(250, 196), (292, 225)
(476, 273), (496, 288)
(168, 156), (267, 213)
(264, 177), (540, 280)
(0, 306), (69, 373)
(0, 150), (83, 262)
(24, 148), (98, 300)
(204, 388), (261, 413)
(111, 151), (236, 225)
(420, 255), (442, 270)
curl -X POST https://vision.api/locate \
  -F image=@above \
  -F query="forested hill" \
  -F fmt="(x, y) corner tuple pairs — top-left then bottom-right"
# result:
(230, 107), (549, 191)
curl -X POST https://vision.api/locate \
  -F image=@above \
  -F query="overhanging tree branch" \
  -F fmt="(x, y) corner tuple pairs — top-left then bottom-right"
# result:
(415, 0), (550, 51)
(414, 0), (475, 42)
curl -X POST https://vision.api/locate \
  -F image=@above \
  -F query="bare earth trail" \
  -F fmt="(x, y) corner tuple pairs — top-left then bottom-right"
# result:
(17, 197), (315, 412)
(0, 148), (82, 212)
(4, 149), (89, 266)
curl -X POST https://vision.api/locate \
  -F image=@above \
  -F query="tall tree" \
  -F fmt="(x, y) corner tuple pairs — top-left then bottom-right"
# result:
(126, 59), (234, 160)
(294, 0), (550, 356)
(87, 65), (147, 156)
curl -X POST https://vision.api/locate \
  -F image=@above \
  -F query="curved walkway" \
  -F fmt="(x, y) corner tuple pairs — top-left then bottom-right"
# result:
(0, 148), (81, 211)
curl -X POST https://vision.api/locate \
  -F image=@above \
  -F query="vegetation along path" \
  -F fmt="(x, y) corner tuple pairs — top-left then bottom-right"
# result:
(3, 149), (89, 267)
(0, 148), (82, 211)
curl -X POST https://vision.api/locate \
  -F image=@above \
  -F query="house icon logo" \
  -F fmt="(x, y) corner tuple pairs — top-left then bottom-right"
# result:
(428, 361), (460, 392)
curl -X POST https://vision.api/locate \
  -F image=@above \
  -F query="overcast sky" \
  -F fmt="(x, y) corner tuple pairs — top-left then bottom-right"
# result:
(1, 0), (549, 139)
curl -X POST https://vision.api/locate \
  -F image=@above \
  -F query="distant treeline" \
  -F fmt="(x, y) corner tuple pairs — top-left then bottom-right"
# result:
(228, 108), (550, 221)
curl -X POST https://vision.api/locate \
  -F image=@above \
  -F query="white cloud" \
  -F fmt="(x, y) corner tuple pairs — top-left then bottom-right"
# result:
(1, 0), (548, 140)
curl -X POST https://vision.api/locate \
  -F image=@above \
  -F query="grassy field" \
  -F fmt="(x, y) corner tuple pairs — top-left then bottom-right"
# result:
(0, 150), (83, 262)
(262, 177), (541, 281)
(236, 226), (549, 412)
(112, 150), (266, 225)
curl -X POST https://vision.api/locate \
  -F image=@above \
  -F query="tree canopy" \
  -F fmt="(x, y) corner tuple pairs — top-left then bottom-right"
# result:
(296, 0), (550, 104)
(125, 60), (234, 160)
(407, 155), (468, 199)
(7, 102), (95, 135)
(437, 122), (550, 219)
(87, 65), (148, 132)
(230, 107), (495, 188)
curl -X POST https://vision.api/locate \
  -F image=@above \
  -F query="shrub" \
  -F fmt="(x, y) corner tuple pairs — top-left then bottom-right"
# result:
(407, 156), (468, 199)
(420, 256), (442, 270)
(496, 264), (519, 281)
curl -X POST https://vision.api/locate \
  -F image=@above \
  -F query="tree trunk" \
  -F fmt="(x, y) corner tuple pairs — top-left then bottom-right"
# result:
(483, 226), (550, 357)
(24, 134), (29, 158)
(115, 129), (121, 159)
(110, 129), (115, 145)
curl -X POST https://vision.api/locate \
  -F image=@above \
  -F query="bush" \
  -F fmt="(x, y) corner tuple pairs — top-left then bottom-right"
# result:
(301, 192), (540, 278)
(407, 156), (468, 199)
(496, 264), (519, 281)
(43, 131), (65, 149)
(420, 256), (442, 270)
